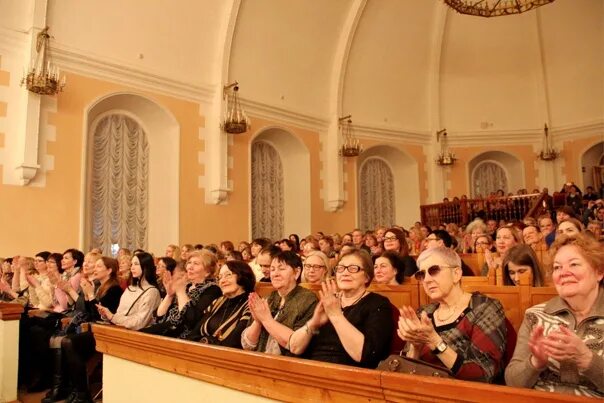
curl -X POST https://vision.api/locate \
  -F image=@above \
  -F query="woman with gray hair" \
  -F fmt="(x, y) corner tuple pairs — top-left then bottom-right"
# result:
(397, 246), (508, 383)
(302, 251), (330, 284)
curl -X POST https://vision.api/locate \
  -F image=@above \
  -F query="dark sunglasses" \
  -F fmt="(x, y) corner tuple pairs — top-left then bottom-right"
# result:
(414, 265), (455, 281)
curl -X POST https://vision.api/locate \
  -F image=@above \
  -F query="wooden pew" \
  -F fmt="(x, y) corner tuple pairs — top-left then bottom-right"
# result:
(460, 252), (486, 276)
(92, 324), (588, 403)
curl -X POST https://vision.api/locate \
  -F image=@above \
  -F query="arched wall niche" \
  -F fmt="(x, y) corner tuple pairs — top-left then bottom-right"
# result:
(250, 126), (311, 239)
(358, 145), (420, 227)
(468, 151), (524, 197)
(82, 93), (180, 254)
(580, 141), (604, 191)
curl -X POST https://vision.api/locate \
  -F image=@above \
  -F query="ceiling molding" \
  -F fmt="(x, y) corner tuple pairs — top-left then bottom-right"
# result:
(0, 27), (28, 56)
(552, 119), (604, 142)
(240, 97), (330, 132)
(354, 123), (429, 145)
(51, 43), (216, 103)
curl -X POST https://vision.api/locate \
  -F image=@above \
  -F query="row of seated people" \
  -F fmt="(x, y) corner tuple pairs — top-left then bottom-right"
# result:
(2, 231), (602, 401)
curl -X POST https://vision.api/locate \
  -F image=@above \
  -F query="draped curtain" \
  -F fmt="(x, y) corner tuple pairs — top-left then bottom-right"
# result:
(472, 162), (508, 197)
(359, 158), (395, 231)
(251, 141), (284, 241)
(90, 114), (149, 254)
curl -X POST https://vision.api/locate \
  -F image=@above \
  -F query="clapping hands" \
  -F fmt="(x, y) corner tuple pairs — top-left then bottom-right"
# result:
(397, 306), (439, 349)
(529, 325), (593, 370)
(248, 292), (272, 324)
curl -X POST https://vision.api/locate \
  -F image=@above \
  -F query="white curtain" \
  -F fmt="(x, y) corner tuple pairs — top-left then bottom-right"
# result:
(359, 158), (395, 231)
(472, 162), (508, 197)
(251, 141), (284, 241)
(90, 114), (149, 254)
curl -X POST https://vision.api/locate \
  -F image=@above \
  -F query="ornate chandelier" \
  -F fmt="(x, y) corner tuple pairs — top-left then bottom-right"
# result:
(338, 115), (363, 157)
(537, 123), (559, 161)
(222, 82), (251, 134)
(21, 27), (66, 95)
(443, 0), (556, 18)
(436, 129), (457, 166)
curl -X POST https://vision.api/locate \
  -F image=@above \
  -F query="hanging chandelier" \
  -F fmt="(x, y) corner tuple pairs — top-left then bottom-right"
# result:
(537, 123), (559, 161)
(338, 115), (363, 157)
(21, 27), (66, 95)
(436, 129), (457, 166)
(222, 82), (251, 134)
(443, 0), (556, 18)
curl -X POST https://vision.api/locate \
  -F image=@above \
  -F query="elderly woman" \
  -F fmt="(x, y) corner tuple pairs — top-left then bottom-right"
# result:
(302, 251), (330, 284)
(241, 250), (318, 355)
(373, 251), (405, 285)
(463, 219), (488, 253)
(188, 260), (255, 347)
(382, 227), (418, 277)
(501, 244), (545, 286)
(288, 250), (393, 368)
(398, 247), (507, 383)
(142, 250), (221, 339)
(482, 225), (522, 276)
(505, 233), (604, 397)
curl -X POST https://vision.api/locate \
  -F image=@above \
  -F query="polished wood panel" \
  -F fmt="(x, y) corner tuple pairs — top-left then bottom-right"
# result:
(0, 303), (24, 321)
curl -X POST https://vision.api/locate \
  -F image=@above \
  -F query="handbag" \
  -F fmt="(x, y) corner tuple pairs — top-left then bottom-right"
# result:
(377, 354), (452, 378)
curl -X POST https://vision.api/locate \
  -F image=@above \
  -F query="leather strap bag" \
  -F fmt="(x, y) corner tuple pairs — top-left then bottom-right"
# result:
(378, 354), (452, 378)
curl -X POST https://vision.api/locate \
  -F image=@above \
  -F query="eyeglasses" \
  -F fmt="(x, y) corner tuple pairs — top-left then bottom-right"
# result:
(335, 264), (362, 274)
(383, 236), (398, 242)
(426, 236), (439, 241)
(259, 264), (271, 269)
(217, 272), (234, 281)
(303, 264), (325, 271)
(414, 265), (455, 281)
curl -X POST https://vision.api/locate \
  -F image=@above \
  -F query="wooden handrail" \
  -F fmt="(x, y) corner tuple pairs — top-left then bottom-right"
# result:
(0, 302), (24, 321)
(92, 324), (587, 403)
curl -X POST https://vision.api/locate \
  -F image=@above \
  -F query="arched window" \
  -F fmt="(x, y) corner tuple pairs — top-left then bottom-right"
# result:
(359, 158), (395, 230)
(89, 114), (149, 254)
(251, 141), (284, 240)
(472, 161), (508, 197)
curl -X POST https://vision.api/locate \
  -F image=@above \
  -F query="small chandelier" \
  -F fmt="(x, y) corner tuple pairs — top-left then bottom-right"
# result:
(221, 81), (250, 134)
(338, 115), (363, 157)
(21, 27), (66, 95)
(538, 123), (559, 161)
(443, 0), (556, 18)
(436, 129), (457, 166)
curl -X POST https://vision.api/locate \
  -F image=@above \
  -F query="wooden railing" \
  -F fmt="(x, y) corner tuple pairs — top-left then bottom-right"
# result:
(420, 193), (545, 227)
(92, 324), (584, 403)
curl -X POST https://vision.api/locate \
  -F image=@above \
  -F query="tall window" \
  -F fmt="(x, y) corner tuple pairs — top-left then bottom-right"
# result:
(89, 114), (149, 254)
(472, 161), (508, 197)
(359, 158), (395, 230)
(251, 141), (284, 240)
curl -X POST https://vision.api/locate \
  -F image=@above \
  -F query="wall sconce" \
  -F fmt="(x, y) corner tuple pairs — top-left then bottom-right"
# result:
(338, 115), (363, 157)
(443, 0), (556, 18)
(436, 129), (456, 166)
(21, 27), (66, 95)
(222, 81), (250, 134)
(537, 123), (559, 161)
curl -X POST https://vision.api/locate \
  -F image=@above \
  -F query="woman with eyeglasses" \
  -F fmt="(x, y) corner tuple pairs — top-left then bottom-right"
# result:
(187, 260), (255, 347)
(302, 251), (330, 284)
(382, 227), (418, 278)
(397, 247), (507, 383)
(288, 249), (393, 368)
(505, 233), (604, 397)
(241, 250), (318, 355)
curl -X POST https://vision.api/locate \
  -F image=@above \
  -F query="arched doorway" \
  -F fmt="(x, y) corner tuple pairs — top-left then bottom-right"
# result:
(358, 158), (395, 231)
(581, 141), (604, 193)
(469, 151), (524, 197)
(251, 141), (284, 240)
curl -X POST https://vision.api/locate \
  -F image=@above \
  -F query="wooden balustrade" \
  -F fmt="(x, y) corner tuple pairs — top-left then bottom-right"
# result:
(420, 193), (545, 227)
(92, 324), (585, 402)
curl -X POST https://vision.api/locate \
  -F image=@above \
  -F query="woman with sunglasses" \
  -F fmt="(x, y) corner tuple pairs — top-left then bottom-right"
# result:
(241, 250), (318, 355)
(289, 249), (393, 368)
(397, 247), (507, 383)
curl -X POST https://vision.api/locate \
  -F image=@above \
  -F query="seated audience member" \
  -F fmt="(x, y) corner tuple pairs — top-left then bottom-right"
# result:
(408, 227), (424, 256)
(382, 227), (418, 277)
(165, 244), (180, 261)
(225, 250), (243, 261)
(96, 252), (161, 330)
(398, 247), (507, 383)
(302, 251), (330, 284)
(249, 238), (272, 280)
(501, 244), (545, 286)
(188, 260), (255, 347)
(288, 234), (300, 253)
(482, 225), (522, 276)
(155, 257), (177, 297)
(426, 230), (474, 276)
(318, 236), (336, 259)
(474, 235), (493, 253)
(141, 250), (221, 339)
(505, 233), (603, 397)
(373, 251), (404, 285)
(220, 240), (235, 255)
(254, 245), (280, 283)
(288, 250), (393, 369)
(241, 251), (318, 355)
(241, 247), (252, 262)
(538, 214), (556, 247)
(586, 220), (602, 241)
(279, 239), (295, 252)
(117, 254), (132, 290)
(48, 257), (122, 403)
(557, 217), (584, 237)
(463, 219), (488, 253)
(522, 225), (547, 251)
(180, 244), (194, 262)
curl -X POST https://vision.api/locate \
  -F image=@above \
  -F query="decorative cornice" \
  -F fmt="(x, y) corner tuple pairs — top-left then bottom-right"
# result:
(448, 128), (541, 146)
(240, 97), (330, 132)
(0, 27), (28, 56)
(51, 43), (216, 103)
(551, 119), (604, 142)
(354, 123), (429, 145)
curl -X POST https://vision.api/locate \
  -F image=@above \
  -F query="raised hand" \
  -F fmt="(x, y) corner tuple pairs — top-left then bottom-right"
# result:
(542, 326), (593, 370)
(80, 278), (95, 300)
(26, 274), (40, 288)
(248, 292), (272, 324)
(527, 325), (549, 369)
(163, 271), (175, 297)
(306, 300), (328, 331)
(319, 278), (342, 319)
(397, 307), (439, 348)
(56, 278), (72, 293)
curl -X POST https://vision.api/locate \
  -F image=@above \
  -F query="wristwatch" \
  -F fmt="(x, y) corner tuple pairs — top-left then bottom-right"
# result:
(431, 340), (448, 355)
